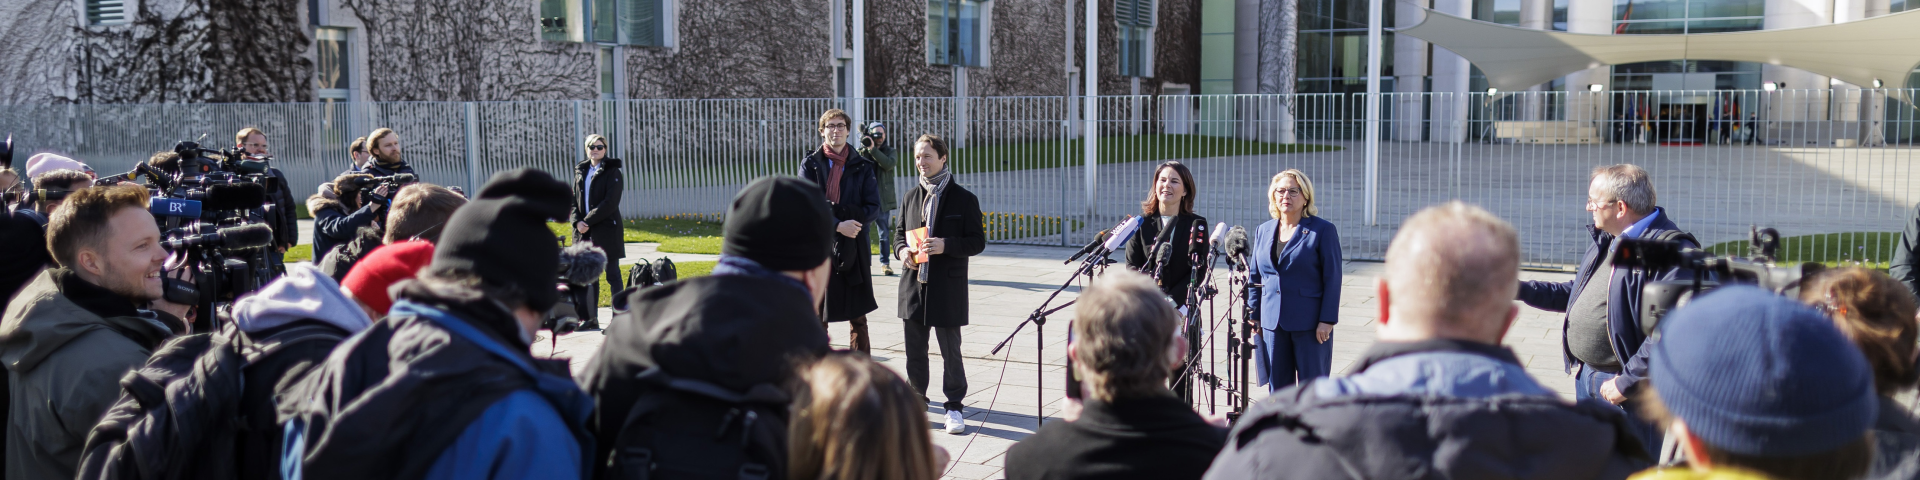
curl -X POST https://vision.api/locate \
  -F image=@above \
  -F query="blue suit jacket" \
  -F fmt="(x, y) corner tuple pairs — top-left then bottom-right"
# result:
(1253, 216), (1343, 332)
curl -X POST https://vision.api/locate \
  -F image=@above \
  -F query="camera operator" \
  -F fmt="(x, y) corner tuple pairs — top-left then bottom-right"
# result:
(361, 128), (415, 177)
(234, 128), (300, 277)
(0, 184), (189, 480)
(17, 169), (93, 224)
(1515, 164), (1693, 457)
(316, 183), (465, 282)
(857, 121), (899, 276)
(307, 173), (389, 261)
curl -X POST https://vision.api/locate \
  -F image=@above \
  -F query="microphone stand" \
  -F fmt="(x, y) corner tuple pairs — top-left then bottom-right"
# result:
(992, 241), (1114, 429)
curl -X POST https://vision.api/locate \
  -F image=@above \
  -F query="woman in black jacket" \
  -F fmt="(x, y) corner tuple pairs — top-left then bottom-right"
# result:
(800, 109), (882, 353)
(1124, 161), (1208, 404)
(572, 134), (624, 321)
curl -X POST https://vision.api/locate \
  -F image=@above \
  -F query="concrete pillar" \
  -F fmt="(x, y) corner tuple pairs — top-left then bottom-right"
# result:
(1516, 0), (1551, 121)
(1393, 0), (1429, 141)
(1563, 0), (1611, 131)
(1764, 0), (1832, 125)
(1428, 0), (1471, 143)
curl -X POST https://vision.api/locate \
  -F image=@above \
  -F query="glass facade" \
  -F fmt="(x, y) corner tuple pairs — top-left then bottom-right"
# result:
(927, 0), (986, 67)
(1298, 0), (1392, 94)
(1611, 0), (1764, 92)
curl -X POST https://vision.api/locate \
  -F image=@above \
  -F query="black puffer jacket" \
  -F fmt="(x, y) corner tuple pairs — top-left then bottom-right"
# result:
(316, 225), (383, 283)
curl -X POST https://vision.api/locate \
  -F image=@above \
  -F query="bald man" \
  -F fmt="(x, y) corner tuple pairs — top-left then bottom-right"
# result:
(1205, 202), (1651, 480)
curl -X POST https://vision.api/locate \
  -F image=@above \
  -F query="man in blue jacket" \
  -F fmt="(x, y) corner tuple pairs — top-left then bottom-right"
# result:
(277, 168), (592, 480)
(1516, 164), (1693, 457)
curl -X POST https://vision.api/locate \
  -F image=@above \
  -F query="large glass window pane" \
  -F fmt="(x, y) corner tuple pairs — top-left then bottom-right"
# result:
(1554, 0), (1569, 30)
(1614, 60), (1686, 74)
(1690, 0), (1764, 19)
(1326, 31), (1391, 78)
(1616, 21), (1686, 34)
(599, 47), (616, 100)
(1300, 0), (1332, 31)
(620, 0), (662, 46)
(1615, 0), (1685, 21)
(1686, 17), (1762, 32)
(1474, 0), (1522, 25)
(1298, 31), (1332, 79)
(316, 28), (350, 96)
(956, 0), (980, 66)
(1330, 0), (1391, 30)
(926, 0), (949, 65)
(592, 0), (616, 43)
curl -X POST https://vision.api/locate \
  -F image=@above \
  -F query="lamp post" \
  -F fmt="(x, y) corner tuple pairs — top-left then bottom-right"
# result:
(1589, 84), (1604, 142)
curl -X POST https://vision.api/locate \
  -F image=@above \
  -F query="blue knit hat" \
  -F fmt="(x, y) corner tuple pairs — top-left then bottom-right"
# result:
(1651, 285), (1877, 457)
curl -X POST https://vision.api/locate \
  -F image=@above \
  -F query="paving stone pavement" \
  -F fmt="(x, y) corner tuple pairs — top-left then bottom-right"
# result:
(531, 242), (1578, 480)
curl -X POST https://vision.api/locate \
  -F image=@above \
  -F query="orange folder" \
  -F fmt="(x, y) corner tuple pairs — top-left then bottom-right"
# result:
(907, 227), (930, 264)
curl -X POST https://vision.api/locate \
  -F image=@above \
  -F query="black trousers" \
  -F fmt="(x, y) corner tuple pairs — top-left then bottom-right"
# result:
(586, 262), (622, 326)
(904, 316), (968, 412)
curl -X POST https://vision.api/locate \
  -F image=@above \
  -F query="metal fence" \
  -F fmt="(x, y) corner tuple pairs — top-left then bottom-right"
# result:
(5, 89), (1917, 268)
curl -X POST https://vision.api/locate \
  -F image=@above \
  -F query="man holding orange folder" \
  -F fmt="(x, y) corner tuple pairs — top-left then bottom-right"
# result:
(893, 133), (986, 435)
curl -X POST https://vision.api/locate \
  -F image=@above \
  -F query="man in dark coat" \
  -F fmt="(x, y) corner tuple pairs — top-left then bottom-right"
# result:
(235, 128), (300, 277)
(799, 109), (880, 353)
(1206, 202), (1651, 480)
(572, 135), (624, 318)
(893, 134), (986, 435)
(1006, 270), (1225, 480)
(1889, 200), (1920, 300)
(581, 176), (833, 480)
(1516, 164), (1692, 456)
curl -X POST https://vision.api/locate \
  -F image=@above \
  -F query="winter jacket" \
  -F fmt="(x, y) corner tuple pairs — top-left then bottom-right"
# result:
(228, 265), (371, 480)
(1252, 215), (1343, 332)
(360, 159), (414, 178)
(1517, 207), (1695, 397)
(893, 180), (987, 328)
(1869, 394), (1920, 480)
(1005, 393), (1225, 480)
(1125, 212), (1210, 308)
(572, 158), (626, 261)
(315, 225), (383, 283)
(799, 147), (881, 322)
(0, 208), (49, 314)
(1890, 201), (1920, 300)
(0, 269), (178, 480)
(265, 167), (300, 252)
(1203, 339), (1652, 480)
(858, 141), (899, 211)
(277, 281), (592, 480)
(307, 193), (380, 262)
(580, 269), (830, 479)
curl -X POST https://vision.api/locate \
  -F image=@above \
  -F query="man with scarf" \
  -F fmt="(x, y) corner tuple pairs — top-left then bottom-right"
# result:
(361, 128), (416, 177)
(581, 176), (833, 479)
(276, 169), (591, 480)
(893, 133), (986, 435)
(798, 108), (881, 354)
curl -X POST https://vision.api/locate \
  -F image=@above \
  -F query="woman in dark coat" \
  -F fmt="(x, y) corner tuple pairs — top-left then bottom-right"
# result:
(572, 134), (624, 323)
(894, 134), (986, 435)
(1124, 161), (1208, 404)
(799, 109), (881, 352)
(1252, 168), (1342, 393)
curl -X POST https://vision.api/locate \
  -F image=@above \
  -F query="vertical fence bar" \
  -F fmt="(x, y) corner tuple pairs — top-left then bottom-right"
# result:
(462, 102), (481, 193)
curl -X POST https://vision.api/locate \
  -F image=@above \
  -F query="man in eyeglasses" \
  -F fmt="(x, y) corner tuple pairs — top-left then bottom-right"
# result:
(236, 127), (300, 278)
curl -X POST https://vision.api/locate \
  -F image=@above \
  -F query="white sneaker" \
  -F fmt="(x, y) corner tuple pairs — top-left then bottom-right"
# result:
(944, 409), (966, 435)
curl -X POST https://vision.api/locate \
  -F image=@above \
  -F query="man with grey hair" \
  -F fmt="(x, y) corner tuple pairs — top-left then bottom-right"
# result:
(1205, 202), (1651, 479)
(1004, 269), (1226, 480)
(1517, 163), (1694, 457)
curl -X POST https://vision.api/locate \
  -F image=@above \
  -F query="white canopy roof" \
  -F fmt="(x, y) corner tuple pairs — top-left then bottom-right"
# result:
(1397, 9), (1920, 93)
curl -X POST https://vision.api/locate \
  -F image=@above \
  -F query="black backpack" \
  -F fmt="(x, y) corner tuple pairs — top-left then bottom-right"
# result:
(623, 257), (679, 291)
(76, 323), (346, 480)
(605, 368), (791, 480)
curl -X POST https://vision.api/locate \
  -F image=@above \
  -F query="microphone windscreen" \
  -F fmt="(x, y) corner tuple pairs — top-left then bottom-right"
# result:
(217, 224), (276, 250)
(1225, 226), (1250, 259)
(203, 182), (269, 211)
(1210, 222), (1228, 248)
(560, 242), (608, 285)
(1103, 216), (1141, 251)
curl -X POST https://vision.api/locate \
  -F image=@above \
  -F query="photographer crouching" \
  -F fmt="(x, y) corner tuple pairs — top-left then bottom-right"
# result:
(308, 173), (390, 261)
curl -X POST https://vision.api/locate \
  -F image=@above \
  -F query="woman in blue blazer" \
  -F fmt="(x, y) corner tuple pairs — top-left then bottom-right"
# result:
(1252, 169), (1342, 392)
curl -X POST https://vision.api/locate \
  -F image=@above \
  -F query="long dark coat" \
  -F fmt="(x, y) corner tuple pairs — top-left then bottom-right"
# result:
(893, 179), (986, 328)
(571, 157), (625, 261)
(1124, 212), (1209, 307)
(798, 147), (880, 322)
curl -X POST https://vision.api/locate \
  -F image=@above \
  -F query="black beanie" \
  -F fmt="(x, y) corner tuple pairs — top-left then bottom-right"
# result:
(722, 176), (834, 271)
(431, 168), (573, 312)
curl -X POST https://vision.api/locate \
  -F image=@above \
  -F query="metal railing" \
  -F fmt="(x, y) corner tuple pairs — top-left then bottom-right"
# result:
(4, 89), (1916, 268)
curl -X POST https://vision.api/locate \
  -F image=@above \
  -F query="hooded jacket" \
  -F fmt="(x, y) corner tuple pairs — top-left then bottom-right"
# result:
(307, 191), (380, 262)
(0, 269), (176, 480)
(1203, 339), (1652, 480)
(228, 265), (371, 480)
(276, 280), (591, 480)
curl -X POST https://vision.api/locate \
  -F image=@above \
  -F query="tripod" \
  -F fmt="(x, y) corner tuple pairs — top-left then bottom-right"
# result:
(991, 243), (1115, 429)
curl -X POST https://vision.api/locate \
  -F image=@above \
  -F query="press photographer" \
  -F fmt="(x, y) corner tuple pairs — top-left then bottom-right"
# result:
(308, 173), (391, 258)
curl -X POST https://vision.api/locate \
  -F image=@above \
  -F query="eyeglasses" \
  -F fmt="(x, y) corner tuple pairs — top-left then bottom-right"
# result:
(1586, 198), (1619, 209)
(1273, 188), (1303, 198)
(589, 145), (606, 151)
(823, 123), (849, 131)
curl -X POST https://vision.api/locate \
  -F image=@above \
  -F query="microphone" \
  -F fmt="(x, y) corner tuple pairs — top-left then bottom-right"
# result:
(1222, 226), (1251, 269)
(1063, 229), (1112, 264)
(1209, 222), (1227, 249)
(201, 182), (269, 211)
(558, 242), (608, 286)
(163, 223), (274, 252)
(1102, 216), (1142, 252)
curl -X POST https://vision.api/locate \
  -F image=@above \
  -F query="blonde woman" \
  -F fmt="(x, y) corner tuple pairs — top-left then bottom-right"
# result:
(571, 134), (623, 323)
(1252, 169), (1342, 392)
(790, 352), (947, 480)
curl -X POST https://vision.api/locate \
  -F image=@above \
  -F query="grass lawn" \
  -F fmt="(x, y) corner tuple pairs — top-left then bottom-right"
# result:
(286, 244), (314, 263)
(597, 261), (718, 307)
(1703, 231), (1897, 269)
(548, 211), (1081, 257)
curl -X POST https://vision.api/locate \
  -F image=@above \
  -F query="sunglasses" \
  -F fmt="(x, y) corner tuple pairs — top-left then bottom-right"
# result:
(589, 145), (606, 151)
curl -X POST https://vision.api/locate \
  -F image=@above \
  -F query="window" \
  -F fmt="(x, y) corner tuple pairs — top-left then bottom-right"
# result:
(1118, 0), (1154, 77)
(86, 0), (132, 26)
(600, 47), (618, 100)
(927, 0), (989, 67)
(1613, 0), (1761, 34)
(1297, 0), (1392, 90)
(1473, 0), (1521, 25)
(543, 0), (671, 47)
(315, 28), (351, 100)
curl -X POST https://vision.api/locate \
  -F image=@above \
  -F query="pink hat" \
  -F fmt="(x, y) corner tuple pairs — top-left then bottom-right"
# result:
(24, 153), (88, 180)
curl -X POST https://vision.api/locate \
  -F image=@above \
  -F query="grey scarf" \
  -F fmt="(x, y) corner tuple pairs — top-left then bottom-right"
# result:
(916, 167), (952, 284)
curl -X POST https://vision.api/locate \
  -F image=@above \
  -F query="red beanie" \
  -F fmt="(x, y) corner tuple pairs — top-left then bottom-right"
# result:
(341, 240), (436, 316)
